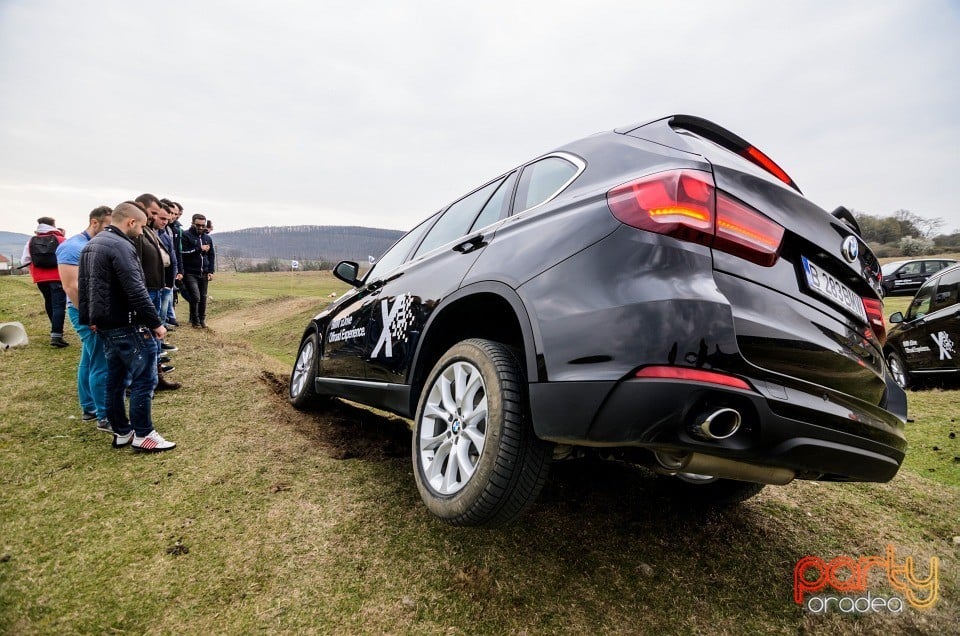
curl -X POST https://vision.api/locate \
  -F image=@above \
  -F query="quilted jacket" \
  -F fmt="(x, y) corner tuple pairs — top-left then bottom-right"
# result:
(78, 225), (162, 330)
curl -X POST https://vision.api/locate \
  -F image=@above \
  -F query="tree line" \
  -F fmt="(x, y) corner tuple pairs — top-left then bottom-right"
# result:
(853, 209), (959, 256)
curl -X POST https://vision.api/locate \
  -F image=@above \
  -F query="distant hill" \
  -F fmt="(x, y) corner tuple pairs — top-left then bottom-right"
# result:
(212, 225), (404, 263)
(0, 226), (405, 268)
(0, 231), (30, 264)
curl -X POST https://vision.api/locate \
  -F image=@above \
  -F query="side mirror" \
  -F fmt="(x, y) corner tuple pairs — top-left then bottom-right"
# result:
(889, 312), (904, 324)
(333, 261), (361, 287)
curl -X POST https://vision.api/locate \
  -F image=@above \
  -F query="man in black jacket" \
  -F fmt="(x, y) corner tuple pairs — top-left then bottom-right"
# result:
(78, 202), (176, 452)
(180, 213), (215, 328)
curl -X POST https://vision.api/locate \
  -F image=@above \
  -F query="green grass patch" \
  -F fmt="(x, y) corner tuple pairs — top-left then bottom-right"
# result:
(1, 275), (957, 635)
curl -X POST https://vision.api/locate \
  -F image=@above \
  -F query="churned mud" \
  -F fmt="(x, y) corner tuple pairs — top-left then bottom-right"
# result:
(259, 370), (411, 461)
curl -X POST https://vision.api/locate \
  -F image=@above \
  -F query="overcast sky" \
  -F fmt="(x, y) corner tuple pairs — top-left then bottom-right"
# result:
(1, 0), (958, 239)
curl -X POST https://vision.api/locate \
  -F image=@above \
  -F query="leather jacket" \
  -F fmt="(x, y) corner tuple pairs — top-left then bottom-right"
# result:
(78, 225), (162, 329)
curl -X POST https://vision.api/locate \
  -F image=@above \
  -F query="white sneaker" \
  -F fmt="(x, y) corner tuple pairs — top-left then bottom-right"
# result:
(132, 430), (176, 453)
(113, 430), (134, 448)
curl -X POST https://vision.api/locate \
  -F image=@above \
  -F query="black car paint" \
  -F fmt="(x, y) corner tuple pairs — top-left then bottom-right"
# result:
(881, 259), (958, 296)
(885, 264), (960, 382)
(297, 115), (907, 483)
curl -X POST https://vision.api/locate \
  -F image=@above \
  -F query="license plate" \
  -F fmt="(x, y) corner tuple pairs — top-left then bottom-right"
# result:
(801, 256), (867, 323)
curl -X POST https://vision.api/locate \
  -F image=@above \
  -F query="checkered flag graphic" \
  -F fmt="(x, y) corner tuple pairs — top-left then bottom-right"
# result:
(389, 294), (414, 342)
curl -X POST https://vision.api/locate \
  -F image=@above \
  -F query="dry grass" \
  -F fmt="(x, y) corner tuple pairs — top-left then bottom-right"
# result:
(1, 273), (957, 635)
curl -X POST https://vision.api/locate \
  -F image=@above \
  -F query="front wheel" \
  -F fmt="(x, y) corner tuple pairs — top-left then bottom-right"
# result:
(412, 339), (552, 526)
(887, 350), (911, 389)
(289, 332), (328, 410)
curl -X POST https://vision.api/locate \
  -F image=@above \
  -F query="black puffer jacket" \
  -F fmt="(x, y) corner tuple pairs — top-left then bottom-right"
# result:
(78, 225), (162, 330)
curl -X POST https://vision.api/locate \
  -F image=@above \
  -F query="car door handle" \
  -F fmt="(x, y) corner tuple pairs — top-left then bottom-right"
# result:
(453, 234), (486, 254)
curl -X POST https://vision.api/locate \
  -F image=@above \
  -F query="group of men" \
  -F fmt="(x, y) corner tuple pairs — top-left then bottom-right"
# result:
(21, 194), (217, 452)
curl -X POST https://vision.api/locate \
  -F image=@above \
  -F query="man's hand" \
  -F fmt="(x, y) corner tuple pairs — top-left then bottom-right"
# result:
(175, 273), (183, 281)
(153, 325), (167, 339)
(207, 273), (213, 281)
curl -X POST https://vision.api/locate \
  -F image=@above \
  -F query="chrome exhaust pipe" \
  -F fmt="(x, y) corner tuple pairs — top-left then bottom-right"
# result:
(653, 451), (795, 485)
(691, 407), (742, 440)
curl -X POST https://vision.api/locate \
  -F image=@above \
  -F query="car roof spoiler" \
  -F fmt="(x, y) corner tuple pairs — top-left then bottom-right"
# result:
(616, 114), (802, 194)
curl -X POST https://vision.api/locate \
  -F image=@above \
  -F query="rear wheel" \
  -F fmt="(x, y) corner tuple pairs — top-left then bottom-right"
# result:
(413, 338), (552, 526)
(887, 350), (911, 389)
(289, 332), (328, 410)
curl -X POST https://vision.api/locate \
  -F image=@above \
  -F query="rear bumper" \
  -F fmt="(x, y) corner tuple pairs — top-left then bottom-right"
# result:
(529, 376), (906, 482)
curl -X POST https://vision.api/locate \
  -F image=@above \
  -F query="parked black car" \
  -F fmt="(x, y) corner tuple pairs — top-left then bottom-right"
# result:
(885, 263), (960, 388)
(880, 258), (957, 297)
(289, 115), (907, 526)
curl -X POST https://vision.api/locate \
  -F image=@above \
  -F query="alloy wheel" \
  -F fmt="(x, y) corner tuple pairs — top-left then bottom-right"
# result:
(290, 339), (315, 398)
(418, 360), (488, 495)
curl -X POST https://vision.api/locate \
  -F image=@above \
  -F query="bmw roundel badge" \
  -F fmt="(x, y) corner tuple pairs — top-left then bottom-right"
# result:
(841, 236), (859, 263)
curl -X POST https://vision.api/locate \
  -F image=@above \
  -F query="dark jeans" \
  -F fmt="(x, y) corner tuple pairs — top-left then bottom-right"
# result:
(183, 273), (208, 325)
(100, 326), (158, 437)
(37, 281), (66, 337)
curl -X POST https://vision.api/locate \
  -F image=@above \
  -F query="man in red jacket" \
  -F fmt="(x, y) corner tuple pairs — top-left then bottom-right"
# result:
(21, 216), (68, 347)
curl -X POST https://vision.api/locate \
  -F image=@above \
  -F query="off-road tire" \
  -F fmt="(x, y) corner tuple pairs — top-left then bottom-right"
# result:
(413, 338), (552, 526)
(289, 331), (329, 410)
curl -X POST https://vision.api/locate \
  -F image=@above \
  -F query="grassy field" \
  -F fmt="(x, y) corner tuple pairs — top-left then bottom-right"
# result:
(1, 272), (957, 635)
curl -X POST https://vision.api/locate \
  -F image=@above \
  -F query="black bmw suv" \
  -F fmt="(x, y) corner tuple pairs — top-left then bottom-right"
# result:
(290, 115), (907, 526)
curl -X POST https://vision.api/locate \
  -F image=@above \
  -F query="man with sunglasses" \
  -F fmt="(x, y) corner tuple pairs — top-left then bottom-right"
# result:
(180, 213), (215, 328)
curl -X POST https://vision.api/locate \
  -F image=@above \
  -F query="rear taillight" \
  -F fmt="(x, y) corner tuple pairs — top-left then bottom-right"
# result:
(861, 297), (886, 345)
(607, 169), (785, 266)
(714, 193), (785, 267)
(634, 365), (752, 390)
(606, 169), (714, 245)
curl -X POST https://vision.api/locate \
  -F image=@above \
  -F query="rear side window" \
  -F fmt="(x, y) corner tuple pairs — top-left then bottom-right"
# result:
(514, 156), (579, 213)
(931, 269), (960, 313)
(414, 177), (506, 258)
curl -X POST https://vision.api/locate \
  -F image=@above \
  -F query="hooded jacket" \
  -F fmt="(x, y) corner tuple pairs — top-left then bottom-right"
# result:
(78, 225), (161, 330)
(21, 223), (65, 284)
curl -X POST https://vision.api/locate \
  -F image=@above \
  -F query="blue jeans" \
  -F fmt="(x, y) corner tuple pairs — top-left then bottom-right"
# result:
(67, 305), (108, 419)
(100, 326), (158, 437)
(160, 288), (174, 326)
(148, 289), (163, 314)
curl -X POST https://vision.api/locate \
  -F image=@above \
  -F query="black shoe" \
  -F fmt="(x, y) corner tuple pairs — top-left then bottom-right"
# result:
(191, 322), (201, 328)
(159, 354), (171, 363)
(199, 322), (208, 329)
(81, 411), (97, 422)
(167, 318), (180, 327)
(50, 337), (69, 348)
(156, 375), (181, 391)
(160, 343), (178, 352)
(160, 364), (175, 374)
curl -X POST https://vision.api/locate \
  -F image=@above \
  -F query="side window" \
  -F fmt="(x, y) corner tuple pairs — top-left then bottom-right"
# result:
(413, 177), (505, 258)
(931, 269), (960, 313)
(907, 280), (936, 321)
(899, 262), (922, 276)
(365, 215), (436, 281)
(469, 171), (517, 233)
(513, 156), (579, 213)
